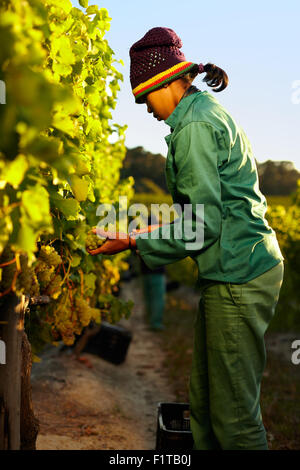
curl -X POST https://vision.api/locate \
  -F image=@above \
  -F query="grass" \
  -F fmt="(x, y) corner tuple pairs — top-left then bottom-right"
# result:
(158, 291), (300, 450)
(266, 195), (293, 207)
(261, 353), (300, 450)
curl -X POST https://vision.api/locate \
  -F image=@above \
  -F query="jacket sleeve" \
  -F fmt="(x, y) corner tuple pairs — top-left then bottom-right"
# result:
(135, 121), (226, 270)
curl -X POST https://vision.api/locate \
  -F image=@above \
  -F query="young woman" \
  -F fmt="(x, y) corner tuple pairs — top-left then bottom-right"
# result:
(88, 27), (284, 450)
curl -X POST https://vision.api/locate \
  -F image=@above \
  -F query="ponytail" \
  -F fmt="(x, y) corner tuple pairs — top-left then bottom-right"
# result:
(202, 63), (228, 92)
(179, 63), (229, 92)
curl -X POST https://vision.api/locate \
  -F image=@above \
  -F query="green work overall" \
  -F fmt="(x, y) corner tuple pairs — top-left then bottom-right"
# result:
(189, 260), (284, 450)
(135, 90), (285, 450)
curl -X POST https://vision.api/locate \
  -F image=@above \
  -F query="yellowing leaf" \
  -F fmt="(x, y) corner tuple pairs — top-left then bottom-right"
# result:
(69, 175), (89, 201)
(75, 159), (91, 176)
(50, 192), (80, 218)
(22, 185), (52, 225)
(53, 62), (73, 77)
(71, 254), (81, 267)
(79, 0), (88, 8)
(0, 154), (28, 188)
(53, 113), (76, 137)
(32, 354), (42, 363)
(16, 224), (37, 253)
(53, 36), (76, 65)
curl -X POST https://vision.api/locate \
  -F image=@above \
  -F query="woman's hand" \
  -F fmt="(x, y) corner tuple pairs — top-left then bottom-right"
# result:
(87, 227), (130, 256)
(87, 226), (162, 256)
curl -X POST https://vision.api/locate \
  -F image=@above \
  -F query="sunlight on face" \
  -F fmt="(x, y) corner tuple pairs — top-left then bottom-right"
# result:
(144, 86), (173, 121)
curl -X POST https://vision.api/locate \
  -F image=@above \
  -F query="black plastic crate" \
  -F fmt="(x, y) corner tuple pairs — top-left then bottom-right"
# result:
(81, 321), (132, 365)
(155, 402), (194, 450)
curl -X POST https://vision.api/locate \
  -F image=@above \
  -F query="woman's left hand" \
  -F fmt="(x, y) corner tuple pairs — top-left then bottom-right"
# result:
(87, 227), (130, 256)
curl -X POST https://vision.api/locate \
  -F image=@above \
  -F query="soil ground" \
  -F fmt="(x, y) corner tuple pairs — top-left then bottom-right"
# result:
(31, 276), (176, 450)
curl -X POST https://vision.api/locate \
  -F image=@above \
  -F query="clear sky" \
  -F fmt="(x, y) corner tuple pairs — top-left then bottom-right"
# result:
(73, 0), (300, 170)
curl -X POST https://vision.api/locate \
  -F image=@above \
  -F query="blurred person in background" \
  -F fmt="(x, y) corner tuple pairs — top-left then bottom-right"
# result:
(139, 215), (166, 331)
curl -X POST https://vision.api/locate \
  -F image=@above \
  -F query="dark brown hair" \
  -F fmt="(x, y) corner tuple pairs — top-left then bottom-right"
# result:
(202, 63), (228, 92)
(181, 63), (229, 92)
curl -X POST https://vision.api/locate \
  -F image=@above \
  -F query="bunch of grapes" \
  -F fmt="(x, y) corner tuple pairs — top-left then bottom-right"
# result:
(35, 261), (53, 285)
(17, 256), (40, 297)
(38, 245), (62, 267)
(50, 291), (75, 345)
(50, 290), (101, 345)
(94, 258), (121, 295)
(0, 249), (40, 297)
(85, 229), (107, 251)
(35, 245), (62, 298)
(55, 318), (75, 346)
(74, 296), (101, 328)
(44, 274), (63, 299)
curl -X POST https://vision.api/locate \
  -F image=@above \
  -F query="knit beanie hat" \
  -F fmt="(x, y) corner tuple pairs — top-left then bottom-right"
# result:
(129, 27), (204, 103)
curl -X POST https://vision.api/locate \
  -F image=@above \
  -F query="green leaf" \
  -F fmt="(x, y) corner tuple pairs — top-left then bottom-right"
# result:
(53, 113), (76, 137)
(84, 272), (96, 295)
(47, 0), (72, 13)
(53, 36), (76, 65)
(53, 62), (73, 77)
(16, 224), (37, 253)
(86, 5), (98, 14)
(0, 215), (12, 253)
(21, 185), (52, 226)
(25, 136), (60, 162)
(70, 254), (81, 267)
(0, 154), (28, 189)
(79, 0), (88, 8)
(69, 175), (89, 202)
(50, 192), (80, 218)
(75, 159), (91, 177)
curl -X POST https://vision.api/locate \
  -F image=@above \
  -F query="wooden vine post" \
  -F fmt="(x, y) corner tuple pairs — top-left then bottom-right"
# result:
(0, 295), (49, 450)
(0, 294), (27, 449)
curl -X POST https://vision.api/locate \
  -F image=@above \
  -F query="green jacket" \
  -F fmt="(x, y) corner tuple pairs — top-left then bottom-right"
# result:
(135, 91), (284, 285)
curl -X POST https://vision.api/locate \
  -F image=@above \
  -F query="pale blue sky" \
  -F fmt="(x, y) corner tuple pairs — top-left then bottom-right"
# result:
(73, 0), (300, 170)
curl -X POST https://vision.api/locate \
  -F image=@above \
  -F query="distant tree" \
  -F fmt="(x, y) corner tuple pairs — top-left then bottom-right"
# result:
(121, 147), (168, 193)
(257, 160), (300, 196)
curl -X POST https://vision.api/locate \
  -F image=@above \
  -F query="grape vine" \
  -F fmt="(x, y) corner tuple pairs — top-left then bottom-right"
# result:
(0, 0), (134, 354)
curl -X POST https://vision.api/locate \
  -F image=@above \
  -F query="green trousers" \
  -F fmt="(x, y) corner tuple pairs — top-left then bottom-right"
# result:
(189, 261), (284, 450)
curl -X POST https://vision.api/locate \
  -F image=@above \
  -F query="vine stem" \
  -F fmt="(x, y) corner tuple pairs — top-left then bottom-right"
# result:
(60, 245), (74, 308)
(78, 269), (84, 296)
(0, 257), (16, 268)
(2, 202), (21, 214)
(0, 253), (21, 297)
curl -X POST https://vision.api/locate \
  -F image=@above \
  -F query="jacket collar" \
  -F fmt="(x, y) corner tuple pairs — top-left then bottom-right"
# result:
(164, 90), (201, 131)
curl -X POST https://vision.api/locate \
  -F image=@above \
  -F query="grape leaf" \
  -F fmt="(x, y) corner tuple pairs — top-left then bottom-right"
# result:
(79, 0), (88, 8)
(69, 175), (89, 202)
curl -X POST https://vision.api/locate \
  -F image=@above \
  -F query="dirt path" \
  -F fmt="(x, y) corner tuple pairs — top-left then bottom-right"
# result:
(31, 277), (176, 450)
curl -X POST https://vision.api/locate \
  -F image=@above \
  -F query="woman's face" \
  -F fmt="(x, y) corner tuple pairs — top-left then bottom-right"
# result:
(144, 85), (175, 121)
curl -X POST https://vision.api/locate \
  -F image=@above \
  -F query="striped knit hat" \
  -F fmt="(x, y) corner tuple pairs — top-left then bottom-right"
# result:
(130, 27), (204, 103)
